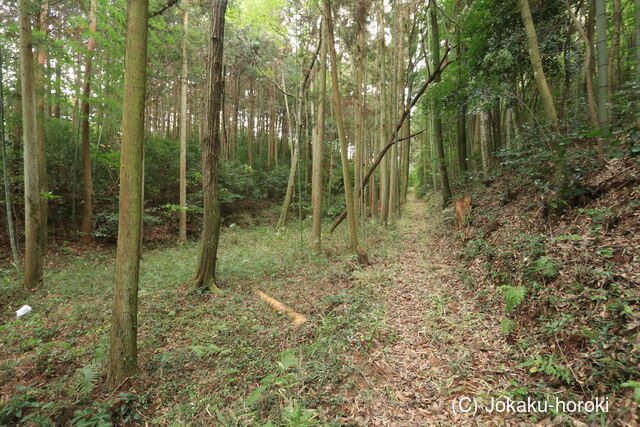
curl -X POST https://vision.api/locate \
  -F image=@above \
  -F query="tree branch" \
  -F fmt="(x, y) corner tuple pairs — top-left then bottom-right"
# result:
(328, 47), (455, 233)
(150, 0), (180, 19)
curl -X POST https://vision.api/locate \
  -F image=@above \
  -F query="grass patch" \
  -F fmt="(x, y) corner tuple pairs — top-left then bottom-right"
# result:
(0, 219), (397, 425)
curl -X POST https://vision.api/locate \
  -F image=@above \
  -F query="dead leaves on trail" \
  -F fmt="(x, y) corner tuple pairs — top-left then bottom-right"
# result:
(341, 196), (523, 425)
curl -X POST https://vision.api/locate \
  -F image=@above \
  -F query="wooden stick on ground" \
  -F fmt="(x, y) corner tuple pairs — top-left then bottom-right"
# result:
(255, 290), (309, 327)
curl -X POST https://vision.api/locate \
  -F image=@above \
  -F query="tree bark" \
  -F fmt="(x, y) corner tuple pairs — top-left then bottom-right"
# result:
(517, 0), (564, 181)
(106, 0), (149, 389)
(248, 79), (255, 167)
(312, 20), (328, 252)
(36, 0), (48, 254)
(80, 0), (97, 242)
(19, 0), (44, 287)
(480, 111), (490, 180)
(608, 0), (621, 93)
(430, 6), (452, 206)
(323, 0), (359, 252)
(191, 0), (227, 292)
(179, 3), (189, 243)
(564, 0), (598, 128)
(353, 0), (369, 225)
(0, 50), (19, 268)
(595, 0), (610, 159)
(377, 6), (389, 225)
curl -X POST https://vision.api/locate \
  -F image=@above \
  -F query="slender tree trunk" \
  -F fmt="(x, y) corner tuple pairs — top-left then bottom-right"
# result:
(480, 111), (490, 180)
(248, 80), (254, 167)
(323, 0), (358, 252)
(277, 74), (298, 229)
(518, 0), (564, 181)
(106, 0), (149, 389)
(353, 0), (369, 225)
(377, 6), (389, 224)
(233, 73), (240, 161)
(179, 4), (189, 243)
(565, 0), (598, 127)
(80, 0), (97, 242)
(191, 0), (227, 292)
(518, 0), (561, 133)
(1, 50), (19, 268)
(312, 21), (327, 251)
(457, 100), (468, 174)
(595, 0), (610, 159)
(54, 61), (61, 118)
(19, 0), (43, 287)
(430, 6), (452, 206)
(636, 0), (640, 126)
(608, 0), (621, 93)
(36, 0), (48, 255)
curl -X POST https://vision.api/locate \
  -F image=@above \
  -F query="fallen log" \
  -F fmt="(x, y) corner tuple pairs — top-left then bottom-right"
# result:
(255, 290), (309, 327)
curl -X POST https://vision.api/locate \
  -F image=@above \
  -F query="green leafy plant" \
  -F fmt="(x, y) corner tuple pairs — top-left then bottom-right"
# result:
(621, 381), (640, 403)
(532, 256), (558, 278)
(518, 355), (572, 384)
(502, 285), (526, 312)
(74, 363), (100, 399)
(0, 386), (53, 426)
(500, 318), (515, 334)
(70, 402), (112, 427)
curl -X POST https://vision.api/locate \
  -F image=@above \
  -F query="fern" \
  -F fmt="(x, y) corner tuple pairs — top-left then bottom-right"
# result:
(75, 363), (100, 399)
(533, 256), (557, 278)
(518, 355), (572, 384)
(500, 318), (515, 334)
(502, 286), (526, 312)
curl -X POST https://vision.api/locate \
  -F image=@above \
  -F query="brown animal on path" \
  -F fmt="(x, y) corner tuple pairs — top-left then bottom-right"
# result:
(454, 196), (472, 228)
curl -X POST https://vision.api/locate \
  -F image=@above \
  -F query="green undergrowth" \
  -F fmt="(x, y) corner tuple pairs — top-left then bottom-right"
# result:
(454, 144), (639, 423)
(0, 219), (397, 425)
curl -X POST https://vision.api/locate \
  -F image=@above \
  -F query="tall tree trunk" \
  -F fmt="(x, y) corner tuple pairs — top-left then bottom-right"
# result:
(248, 80), (255, 167)
(233, 73), (240, 161)
(518, 0), (561, 133)
(388, 6), (399, 221)
(191, 0), (227, 292)
(54, 61), (61, 118)
(277, 74), (298, 229)
(565, 0), (598, 127)
(430, 6), (452, 206)
(636, 0), (640, 126)
(19, 0), (43, 287)
(36, 0), (48, 254)
(179, 4), (189, 243)
(377, 6), (389, 224)
(1, 50), (19, 268)
(480, 111), (490, 180)
(323, 0), (358, 252)
(518, 0), (564, 180)
(312, 20), (327, 252)
(106, 0), (149, 389)
(595, 0), (610, 159)
(353, 0), (369, 225)
(268, 84), (275, 168)
(608, 0), (621, 93)
(80, 0), (97, 242)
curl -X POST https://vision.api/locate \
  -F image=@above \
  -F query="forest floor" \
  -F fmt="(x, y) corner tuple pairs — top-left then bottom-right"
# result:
(340, 194), (525, 425)
(340, 198), (514, 426)
(1, 161), (638, 425)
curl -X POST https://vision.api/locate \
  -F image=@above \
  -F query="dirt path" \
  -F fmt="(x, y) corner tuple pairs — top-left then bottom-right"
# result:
(345, 195), (520, 425)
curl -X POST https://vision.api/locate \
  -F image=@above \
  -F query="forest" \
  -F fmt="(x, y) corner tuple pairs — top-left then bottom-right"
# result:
(0, 0), (639, 424)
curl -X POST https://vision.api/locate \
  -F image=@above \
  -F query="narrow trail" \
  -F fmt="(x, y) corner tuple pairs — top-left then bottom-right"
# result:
(345, 195), (520, 425)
